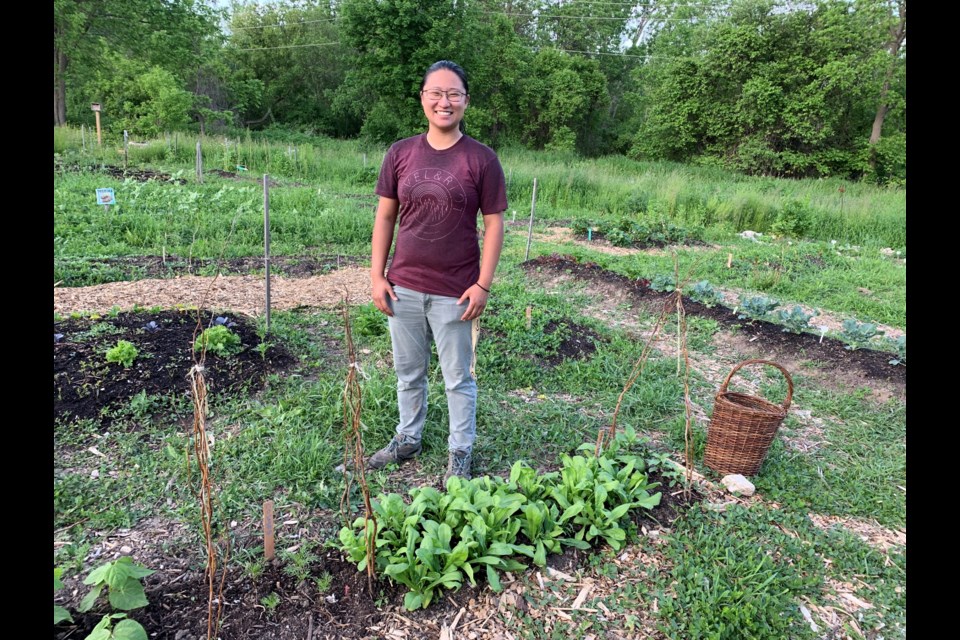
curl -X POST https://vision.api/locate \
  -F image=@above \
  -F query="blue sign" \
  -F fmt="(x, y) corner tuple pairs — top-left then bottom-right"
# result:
(96, 188), (116, 206)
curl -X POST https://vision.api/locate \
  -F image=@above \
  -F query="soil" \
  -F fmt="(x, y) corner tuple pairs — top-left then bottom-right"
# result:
(56, 472), (697, 640)
(521, 254), (905, 392)
(54, 310), (297, 425)
(53, 251), (904, 639)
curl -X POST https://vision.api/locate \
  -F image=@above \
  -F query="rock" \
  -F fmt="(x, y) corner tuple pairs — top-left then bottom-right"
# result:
(721, 474), (756, 496)
(120, 545), (133, 554)
(738, 230), (763, 242)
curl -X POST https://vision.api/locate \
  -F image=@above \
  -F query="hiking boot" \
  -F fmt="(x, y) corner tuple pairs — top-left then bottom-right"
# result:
(333, 434), (422, 474)
(365, 434), (422, 470)
(444, 449), (472, 484)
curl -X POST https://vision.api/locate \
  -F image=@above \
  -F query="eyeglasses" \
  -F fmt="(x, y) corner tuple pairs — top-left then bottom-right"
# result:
(421, 89), (467, 103)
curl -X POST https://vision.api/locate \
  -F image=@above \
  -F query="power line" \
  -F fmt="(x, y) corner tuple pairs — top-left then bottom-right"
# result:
(231, 41), (341, 52)
(541, 47), (696, 61)
(230, 16), (339, 31)
(483, 10), (716, 21)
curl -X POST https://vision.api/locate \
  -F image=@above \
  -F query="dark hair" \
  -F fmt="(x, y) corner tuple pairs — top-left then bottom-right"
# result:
(421, 60), (469, 133)
(421, 60), (469, 94)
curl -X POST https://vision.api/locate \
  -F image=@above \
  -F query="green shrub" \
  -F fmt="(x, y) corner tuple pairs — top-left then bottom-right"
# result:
(770, 200), (812, 238)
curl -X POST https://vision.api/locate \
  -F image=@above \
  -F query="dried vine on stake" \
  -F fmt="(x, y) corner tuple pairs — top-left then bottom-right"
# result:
(188, 295), (227, 640)
(607, 253), (706, 502)
(338, 294), (378, 595)
(184, 210), (244, 639)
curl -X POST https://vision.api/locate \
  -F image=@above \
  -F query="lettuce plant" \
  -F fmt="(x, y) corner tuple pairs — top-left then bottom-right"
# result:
(105, 340), (138, 368)
(194, 324), (242, 356)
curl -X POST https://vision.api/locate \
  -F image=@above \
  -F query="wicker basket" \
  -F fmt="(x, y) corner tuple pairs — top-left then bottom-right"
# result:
(703, 359), (793, 477)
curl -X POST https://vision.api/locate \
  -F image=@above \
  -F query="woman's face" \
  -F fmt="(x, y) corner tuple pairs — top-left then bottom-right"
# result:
(420, 68), (469, 134)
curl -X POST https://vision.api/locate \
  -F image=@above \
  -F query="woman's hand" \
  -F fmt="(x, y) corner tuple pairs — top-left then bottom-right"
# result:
(372, 276), (398, 316)
(457, 284), (489, 321)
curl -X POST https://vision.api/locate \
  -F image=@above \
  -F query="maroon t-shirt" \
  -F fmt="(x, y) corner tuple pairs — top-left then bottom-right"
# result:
(375, 134), (508, 298)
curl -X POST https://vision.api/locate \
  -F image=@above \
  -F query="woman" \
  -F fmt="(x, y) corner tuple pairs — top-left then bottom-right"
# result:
(366, 60), (507, 483)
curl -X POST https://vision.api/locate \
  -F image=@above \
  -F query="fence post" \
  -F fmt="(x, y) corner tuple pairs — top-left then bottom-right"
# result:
(524, 178), (538, 261)
(263, 174), (271, 333)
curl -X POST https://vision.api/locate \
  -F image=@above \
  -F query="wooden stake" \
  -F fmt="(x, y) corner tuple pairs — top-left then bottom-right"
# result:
(727, 253), (733, 269)
(525, 306), (532, 329)
(196, 141), (203, 184)
(263, 500), (275, 561)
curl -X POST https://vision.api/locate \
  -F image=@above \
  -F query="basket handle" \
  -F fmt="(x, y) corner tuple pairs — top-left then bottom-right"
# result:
(719, 359), (793, 412)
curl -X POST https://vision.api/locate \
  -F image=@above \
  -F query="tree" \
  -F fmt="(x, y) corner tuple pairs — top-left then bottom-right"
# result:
(88, 52), (195, 137)
(224, 0), (354, 134)
(54, 0), (219, 127)
(868, 0), (905, 173)
(627, 0), (906, 180)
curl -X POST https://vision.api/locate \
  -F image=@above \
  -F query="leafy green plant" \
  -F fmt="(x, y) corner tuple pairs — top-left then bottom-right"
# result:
(650, 274), (676, 292)
(606, 228), (633, 247)
(194, 324), (242, 356)
(279, 542), (318, 582)
(78, 557), (155, 613)
(339, 427), (661, 611)
(243, 559), (266, 580)
(737, 295), (779, 321)
(646, 452), (685, 488)
(314, 571), (333, 594)
(839, 318), (884, 350)
(105, 340), (139, 368)
(85, 613), (148, 640)
(887, 334), (906, 365)
(54, 567), (73, 625)
(775, 305), (818, 334)
(688, 280), (724, 307)
(260, 592), (281, 610)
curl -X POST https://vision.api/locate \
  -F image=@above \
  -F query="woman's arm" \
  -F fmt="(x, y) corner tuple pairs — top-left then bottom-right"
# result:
(458, 211), (505, 321)
(371, 196), (400, 316)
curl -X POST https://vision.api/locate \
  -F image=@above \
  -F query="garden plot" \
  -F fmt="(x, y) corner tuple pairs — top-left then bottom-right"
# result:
(55, 252), (904, 639)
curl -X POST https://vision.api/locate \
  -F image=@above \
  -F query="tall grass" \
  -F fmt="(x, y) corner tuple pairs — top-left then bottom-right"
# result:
(497, 147), (905, 247)
(54, 126), (906, 248)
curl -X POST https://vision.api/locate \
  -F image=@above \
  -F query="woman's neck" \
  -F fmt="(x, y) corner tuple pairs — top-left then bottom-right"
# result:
(426, 128), (463, 150)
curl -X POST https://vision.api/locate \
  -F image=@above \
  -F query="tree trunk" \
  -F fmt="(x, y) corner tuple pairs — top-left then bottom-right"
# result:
(54, 43), (68, 127)
(868, 2), (906, 148)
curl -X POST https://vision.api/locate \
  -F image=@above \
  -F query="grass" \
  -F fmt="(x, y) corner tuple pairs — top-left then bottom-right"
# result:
(53, 129), (905, 638)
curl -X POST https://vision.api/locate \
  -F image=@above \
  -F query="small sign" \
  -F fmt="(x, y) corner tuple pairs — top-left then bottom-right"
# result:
(91, 103), (101, 112)
(95, 188), (115, 206)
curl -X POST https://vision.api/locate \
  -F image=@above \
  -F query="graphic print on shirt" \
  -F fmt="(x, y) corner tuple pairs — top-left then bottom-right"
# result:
(400, 167), (467, 242)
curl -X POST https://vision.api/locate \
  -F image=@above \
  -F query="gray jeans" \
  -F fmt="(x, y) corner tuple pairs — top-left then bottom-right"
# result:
(388, 285), (477, 453)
